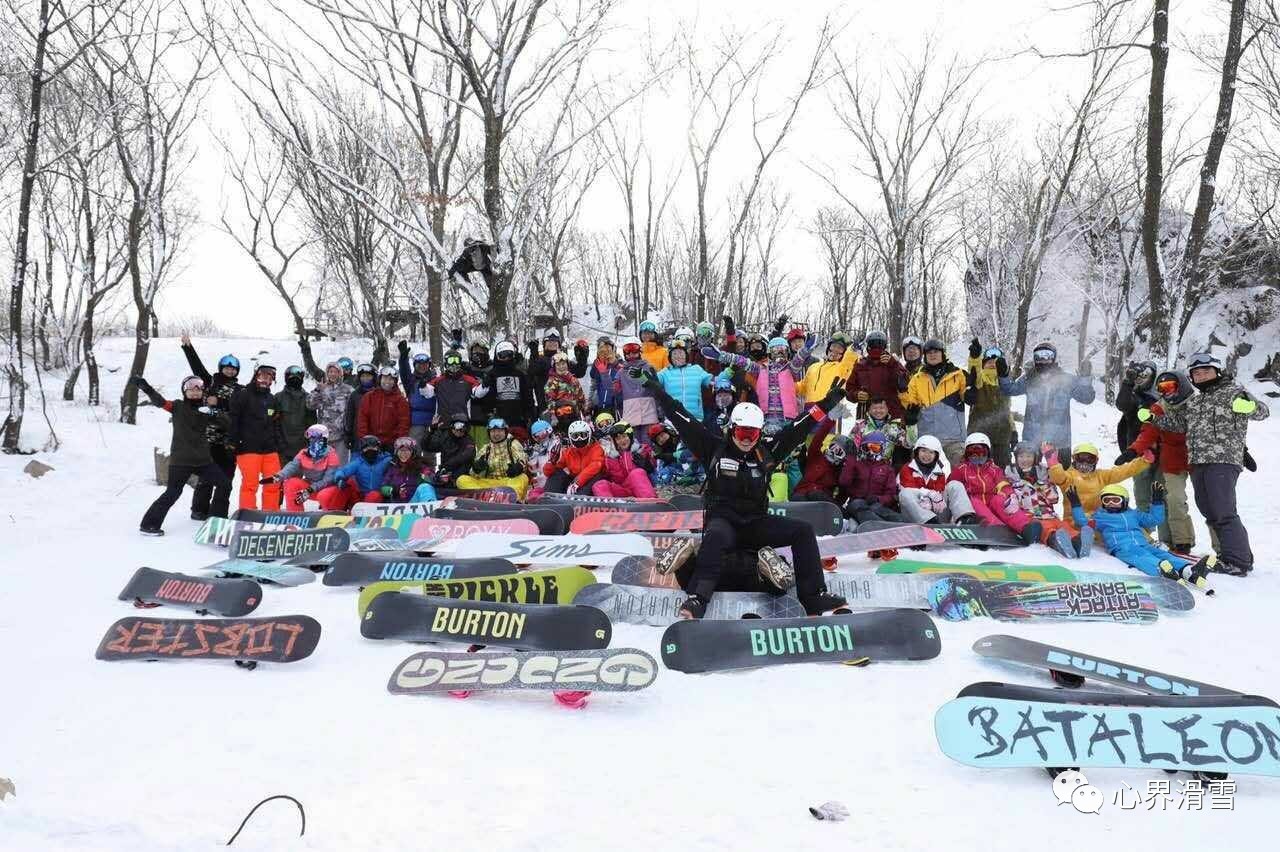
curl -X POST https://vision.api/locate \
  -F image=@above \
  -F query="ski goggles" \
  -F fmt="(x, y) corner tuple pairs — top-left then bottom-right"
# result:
(181, 377), (205, 394)
(1188, 352), (1220, 369)
(1032, 348), (1056, 362)
(1100, 494), (1125, 507)
(1156, 378), (1180, 396)
(862, 440), (884, 457)
(731, 425), (761, 444)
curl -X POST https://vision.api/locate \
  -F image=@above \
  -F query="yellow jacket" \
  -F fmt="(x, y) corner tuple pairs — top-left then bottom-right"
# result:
(799, 346), (858, 403)
(1048, 456), (1150, 515)
(641, 341), (668, 372)
(899, 364), (968, 442)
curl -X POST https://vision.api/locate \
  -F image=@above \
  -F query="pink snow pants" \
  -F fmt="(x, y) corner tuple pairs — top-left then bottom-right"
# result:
(591, 469), (657, 499)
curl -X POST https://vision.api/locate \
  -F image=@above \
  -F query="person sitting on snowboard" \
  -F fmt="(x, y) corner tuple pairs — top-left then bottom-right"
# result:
(1068, 483), (1213, 584)
(524, 419), (561, 500)
(381, 436), (434, 502)
(792, 418), (849, 503)
(948, 432), (1041, 545)
(267, 424), (342, 510)
(457, 418), (530, 499)
(1044, 441), (1150, 514)
(315, 435), (393, 509)
(544, 419), (606, 495)
(424, 418), (476, 488)
(839, 430), (903, 525)
(595, 421), (658, 498)
(896, 434), (981, 526)
(1005, 442), (1089, 558)
(634, 364), (849, 619)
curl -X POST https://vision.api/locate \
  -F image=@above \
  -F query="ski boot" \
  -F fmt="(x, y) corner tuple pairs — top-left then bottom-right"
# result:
(655, 538), (698, 575)
(800, 591), (848, 616)
(1072, 532), (1092, 558)
(1020, 521), (1044, 547)
(678, 594), (709, 620)
(757, 547), (796, 594)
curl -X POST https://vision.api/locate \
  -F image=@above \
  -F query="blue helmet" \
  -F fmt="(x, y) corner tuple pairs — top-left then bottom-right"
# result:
(217, 355), (240, 371)
(713, 373), (733, 392)
(336, 357), (354, 371)
(412, 352), (431, 364)
(639, 320), (657, 334)
(768, 337), (788, 352)
(982, 346), (1004, 360)
(531, 419), (552, 437)
(487, 418), (507, 430)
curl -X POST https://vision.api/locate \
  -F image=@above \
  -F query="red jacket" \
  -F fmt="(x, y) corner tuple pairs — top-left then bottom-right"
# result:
(794, 419), (839, 497)
(847, 355), (908, 418)
(1130, 408), (1188, 474)
(545, 442), (605, 487)
(898, 459), (947, 492)
(948, 460), (1011, 503)
(839, 457), (898, 506)
(357, 388), (411, 446)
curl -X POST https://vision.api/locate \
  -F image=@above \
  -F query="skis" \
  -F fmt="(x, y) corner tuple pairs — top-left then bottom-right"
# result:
(660, 609), (942, 673)
(360, 594), (611, 650)
(227, 528), (350, 562)
(928, 576), (1158, 623)
(386, 648), (659, 695)
(96, 615), (321, 664)
(450, 532), (652, 567)
(118, 567), (261, 617)
(409, 517), (540, 541)
(323, 554), (517, 587)
(858, 520), (1024, 548)
(878, 558), (1077, 583)
(203, 558), (317, 586)
(569, 510), (705, 534)
(971, 635), (1240, 697)
(357, 566), (598, 616)
(574, 582), (804, 626)
(935, 683), (1280, 777)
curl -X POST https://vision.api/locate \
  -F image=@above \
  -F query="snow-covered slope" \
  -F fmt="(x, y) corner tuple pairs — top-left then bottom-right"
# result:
(1, 337), (1276, 850)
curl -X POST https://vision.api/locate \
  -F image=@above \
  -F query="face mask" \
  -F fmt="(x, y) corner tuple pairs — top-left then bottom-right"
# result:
(307, 439), (328, 460)
(286, 375), (303, 389)
(362, 449), (379, 461)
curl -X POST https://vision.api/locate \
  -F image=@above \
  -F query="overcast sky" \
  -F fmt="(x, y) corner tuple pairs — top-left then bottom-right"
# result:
(161, 0), (1227, 339)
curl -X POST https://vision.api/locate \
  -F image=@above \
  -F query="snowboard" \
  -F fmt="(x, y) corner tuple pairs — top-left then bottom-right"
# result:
(824, 572), (949, 609)
(569, 510), (705, 534)
(878, 558), (1077, 583)
(858, 520), (1024, 548)
(227, 528), (351, 562)
(935, 687), (1280, 777)
(668, 493), (703, 511)
(818, 525), (946, 555)
(928, 576), (1158, 623)
(360, 594), (611, 650)
(432, 505), (569, 535)
(533, 493), (675, 513)
(118, 567), (261, 617)
(351, 500), (448, 517)
(661, 608), (942, 673)
(410, 516), (540, 541)
(194, 516), (292, 546)
(323, 554), (516, 587)
(357, 566), (598, 616)
(611, 555), (682, 589)
(765, 501), (845, 535)
(95, 615), (321, 663)
(1072, 571), (1195, 612)
(573, 582), (805, 626)
(232, 509), (332, 526)
(316, 513), (424, 538)
(435, 486), (520, 504)
(971, 635), (1240, 697)
(203, 558), (317, 586)
(386, 648), (659, 694)
(451, 532), (652, 567)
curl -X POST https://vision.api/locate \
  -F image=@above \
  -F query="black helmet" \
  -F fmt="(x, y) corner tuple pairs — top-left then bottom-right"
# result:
(359, 435), (381, 452)
(922, 339), (945, 354)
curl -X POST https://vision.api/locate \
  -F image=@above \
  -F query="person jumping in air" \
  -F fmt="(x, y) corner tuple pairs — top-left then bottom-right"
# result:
(133, 375), (232, 535)
(1069, 483), (1214, 586)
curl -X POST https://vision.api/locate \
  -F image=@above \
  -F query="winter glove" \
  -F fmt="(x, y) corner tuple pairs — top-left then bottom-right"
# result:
(722, 315), (736, 336)
(1244, 447), (1257, 472)
(566, 482), (579, 495)
(450, 328), (464, 346)
(701, 345), (723, 362)
(1232, 395), (1258, 415)
(628, 365), (658, 388)
(1150, 479), (1166, 504)
(820, 384), (847, 412)
(574, 340), (590, 359)
(854, 390), (870, 403)
(398, 340), (410, 356)
(380, 485), (394, 498)
(804, 332), (818, 350)
(129, 375), (152, 391)
(1114, 449), (1137, 465)
(1041, 443), (1059, 469)
(995, 357), (1009, 378)
(904, 405), (921, 426)
(473, 457), (490, 475)
(505, 462), (522, 477)
(1123, 362), (1138, 383)
(1140, 449), (1155, 463)
(1065, 487), (1081, 508)
(258, 475), (277, 485)
(968, 338), (981, 359)
(772, 314), (788, 337)
(526, 340), (538, 356)
(1137, 407), (1153, 422)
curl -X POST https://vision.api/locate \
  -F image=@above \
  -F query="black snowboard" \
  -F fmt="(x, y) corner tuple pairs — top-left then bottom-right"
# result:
(118, 567), (261, 617)
(858, 520), (1023, 548)
(532, 494), (676, 518)
(95, 614), (321, 663)
(668, 493), (703, 511)
(227, 527), (351, 562)
(431, 506), (567, 535)
(232, 509), (334, 526)
(765, 501), (845, 535)
(957, 680), (1276, 709)
(360, 593), (611, 650)
(972, 634), (1240, 698)
(324, 553), (518, 587)
(661, 609), (942, 673)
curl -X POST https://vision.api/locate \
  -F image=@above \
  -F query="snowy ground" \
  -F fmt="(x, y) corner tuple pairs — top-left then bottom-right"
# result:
(1, 336), (1278, 851)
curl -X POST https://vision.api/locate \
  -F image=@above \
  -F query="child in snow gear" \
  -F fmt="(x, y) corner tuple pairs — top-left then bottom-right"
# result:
(595, 421), (658, 498)
(637, 366), (849, 619)
(658, 339), (713, 422)
(458, 418), (530, 499)
(848, 330), (908, 419)
(269, 423), (342, 509)
(839, 430), (903, 524)
(544, 419), (606, 495)
(949, 433), (1039, 544)
(1124, 370), (1199, 551)
(702, 335), (810, 431)
(315, 435), (392, 509)
(617, 338), (661, 443)
(275, 365), (316, 460)
(900, 340), (968, 466)
(424, 419), (476, 487)
(544, 352), (588, 420)
(800, 334), (858, 404)
(1005, 442), (1087, 557)
(1044, 441), (1149, 514)
(792, 418), (845, 502)
(309, 362), (355, 462)
(964, 341), (1013, 468)
(381, 436), (431, 502)
(706, 372), (737, 437)
(178, 335), (240, 519)
(1159, 352), (1270, 576)
(134, 375), (233, 535)
(851, 397), (910, 464)
(358, 366), (411, 448)
(524, 419), (561, 499)
(229, 364), (286, 511)
(1070, 483), (1213, 585)
(638, 320), (668, 371)
(897, 434), (980, 525)
(1115, 359), (1159, 510)
(998, 341), (1095, 456)
(397, 341), (438, 447)
(484, 340), (536, 439)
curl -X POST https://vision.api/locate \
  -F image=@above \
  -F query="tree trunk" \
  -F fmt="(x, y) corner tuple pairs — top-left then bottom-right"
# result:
(62, 364), (81, 401)
(1141, 0), (1171, 358)
(1078, 299), (1091, 369)
(889, 235), (907, 345)
(120, 307), (151, 424)
(2, 0), (51, 452)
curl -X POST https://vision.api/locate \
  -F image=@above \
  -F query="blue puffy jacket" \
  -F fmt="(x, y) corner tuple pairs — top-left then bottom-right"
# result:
(657, 363), (712, 421)
(588, 360), (622, 412)
(333, 452), (393, 493)
(398, 349), (438, 427)
(1072, 502), (1164, 554)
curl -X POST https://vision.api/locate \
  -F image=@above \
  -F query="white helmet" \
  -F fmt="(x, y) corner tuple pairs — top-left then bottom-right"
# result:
(495, 340), (517, 357)
(567, 420), (592, 444)
(964, 432), (991, 450)
(304, 424), (329, 440)
(729, 402), (765, 430)
(913, 434), (943, 454)
(675, 325), (694, 340)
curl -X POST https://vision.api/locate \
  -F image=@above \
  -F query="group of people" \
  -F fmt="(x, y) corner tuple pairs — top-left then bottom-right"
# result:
(134, 320), (1268, 618)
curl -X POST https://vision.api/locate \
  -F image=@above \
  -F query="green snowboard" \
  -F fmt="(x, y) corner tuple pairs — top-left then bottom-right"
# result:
(357, 566), (596, 616)
(877, 559), (1076, 583)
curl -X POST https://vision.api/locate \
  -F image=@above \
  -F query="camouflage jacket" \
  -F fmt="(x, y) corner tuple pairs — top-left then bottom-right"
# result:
(1160, 379), (1268, 467)
(308, 380), (354, 441)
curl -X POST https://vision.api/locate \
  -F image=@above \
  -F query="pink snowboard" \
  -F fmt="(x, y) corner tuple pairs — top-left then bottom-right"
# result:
(410, 517), (540, 542)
